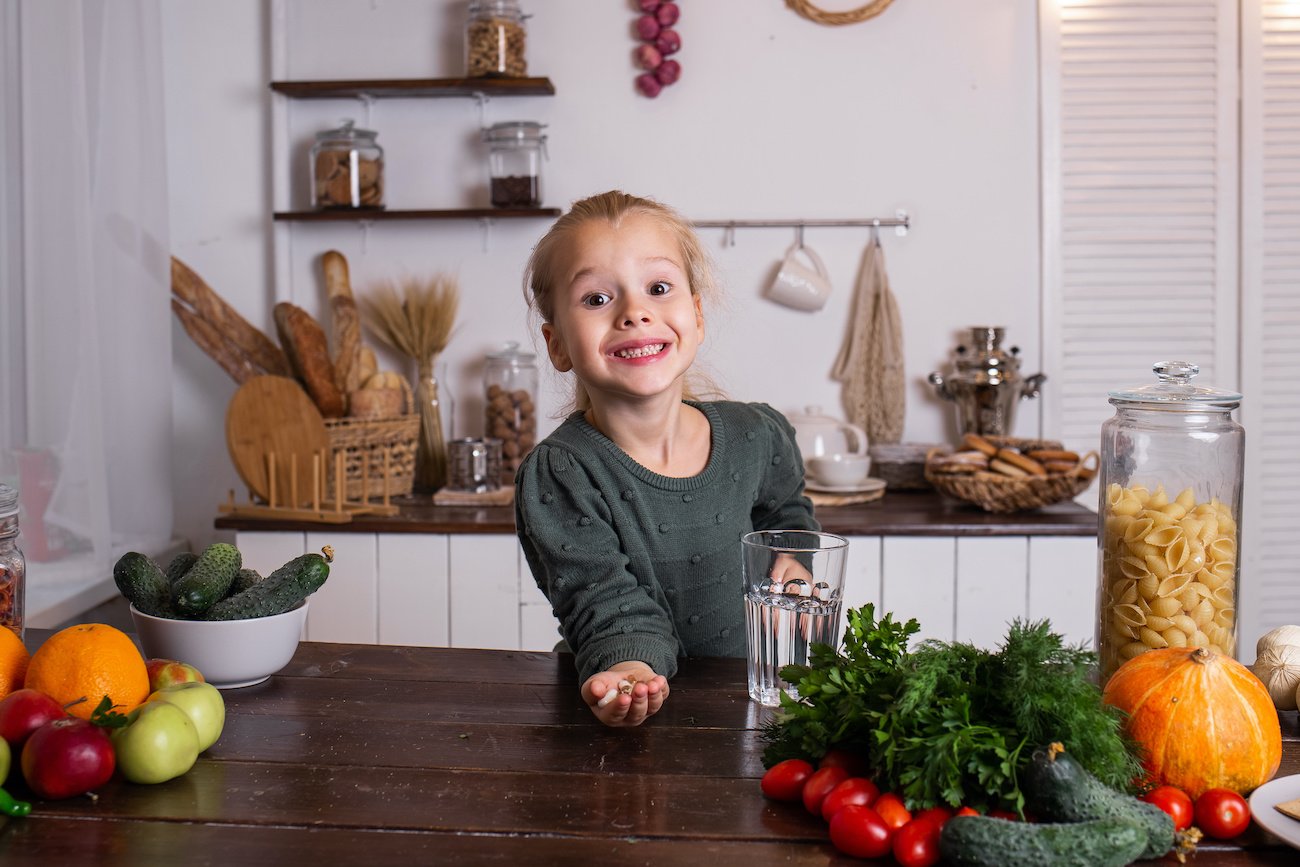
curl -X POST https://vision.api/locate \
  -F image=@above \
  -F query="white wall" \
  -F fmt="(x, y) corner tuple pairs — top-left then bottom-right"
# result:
(164, 0), (1042, 551)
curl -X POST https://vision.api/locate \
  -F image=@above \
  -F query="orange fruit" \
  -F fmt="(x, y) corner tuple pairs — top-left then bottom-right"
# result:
(0, 626), (30, 698)
(24, 623), (149, 719)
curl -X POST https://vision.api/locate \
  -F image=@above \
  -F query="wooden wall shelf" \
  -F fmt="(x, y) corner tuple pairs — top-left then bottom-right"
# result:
(273, 208), (561, 223)
(270, 78), (556, 100)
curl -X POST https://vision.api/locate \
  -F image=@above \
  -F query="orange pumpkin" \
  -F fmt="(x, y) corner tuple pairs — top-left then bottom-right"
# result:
(1102, 646), (1281, 798)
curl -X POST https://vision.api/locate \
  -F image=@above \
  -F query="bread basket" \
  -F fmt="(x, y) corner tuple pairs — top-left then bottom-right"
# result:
(924, 436), (1098, 513)
(324, 380), (418, 500)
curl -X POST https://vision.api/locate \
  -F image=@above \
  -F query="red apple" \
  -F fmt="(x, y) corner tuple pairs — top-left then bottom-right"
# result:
(0, 689), (69, 750)
(21, 717), (115, 799)
(144, 658), (205, 692)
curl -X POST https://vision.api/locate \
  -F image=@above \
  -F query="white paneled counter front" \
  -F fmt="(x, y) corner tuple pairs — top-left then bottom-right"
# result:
(219, 492), (1099, 653)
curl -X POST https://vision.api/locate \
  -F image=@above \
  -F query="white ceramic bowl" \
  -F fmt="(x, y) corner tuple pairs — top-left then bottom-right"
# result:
(130, 601), (309, 689)
(807, 453), (873, 488)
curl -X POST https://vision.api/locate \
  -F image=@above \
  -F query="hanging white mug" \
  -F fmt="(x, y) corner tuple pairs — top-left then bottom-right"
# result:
(766, 242), (833, 312)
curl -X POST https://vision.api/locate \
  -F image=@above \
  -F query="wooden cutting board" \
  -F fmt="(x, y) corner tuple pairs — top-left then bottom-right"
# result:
(225, 375), (331, 507)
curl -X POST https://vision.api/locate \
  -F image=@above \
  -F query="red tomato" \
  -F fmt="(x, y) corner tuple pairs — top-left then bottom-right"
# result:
(829, 804), (893, 859)
(873, 792), (912, 830)
(801, 766), (850, 815)
(760, 758), (814, 802)
(893, 817), (942, 867)
(912, 805), (955, 829)
(954, 806), (980, 818)
(1142, 785), (1194, 832)
(818, 748), (871, 777)
(1194, 788), (1251, 840)
(820, 777), (881, 821)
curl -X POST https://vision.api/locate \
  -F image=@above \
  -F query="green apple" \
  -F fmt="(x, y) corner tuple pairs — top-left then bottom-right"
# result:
(111, 701), (200, 784)
(148, 682), (225, 752)
(145, 658), (205, 692)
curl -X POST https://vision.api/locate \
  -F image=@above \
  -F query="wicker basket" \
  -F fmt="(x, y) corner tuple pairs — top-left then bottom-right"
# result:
(924, 437), (1099, 513)
(323, 412), (419, 501)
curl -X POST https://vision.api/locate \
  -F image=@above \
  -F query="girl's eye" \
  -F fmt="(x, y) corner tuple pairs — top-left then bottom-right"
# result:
(648, 281), (671, 296)
(581, 292), (611, 308)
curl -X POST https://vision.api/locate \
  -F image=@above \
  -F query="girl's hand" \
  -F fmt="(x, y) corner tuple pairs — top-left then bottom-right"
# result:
(769, 552), (813, 587)
(582, 661), (669, 727)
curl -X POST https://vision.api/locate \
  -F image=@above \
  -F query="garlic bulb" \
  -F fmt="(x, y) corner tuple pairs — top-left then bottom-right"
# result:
(1252, 625), (1300, 711)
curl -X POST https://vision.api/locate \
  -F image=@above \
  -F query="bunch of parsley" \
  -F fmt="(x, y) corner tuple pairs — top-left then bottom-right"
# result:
(760, 604), (1143, 813)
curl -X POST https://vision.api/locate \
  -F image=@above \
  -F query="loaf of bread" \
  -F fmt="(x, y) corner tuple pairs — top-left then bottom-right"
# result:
(322, 251), (363, 401)
(273, 302), (345, 418)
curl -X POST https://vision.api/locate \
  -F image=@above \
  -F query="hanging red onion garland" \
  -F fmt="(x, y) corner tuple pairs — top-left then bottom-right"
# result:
(633, 0), (681, 98)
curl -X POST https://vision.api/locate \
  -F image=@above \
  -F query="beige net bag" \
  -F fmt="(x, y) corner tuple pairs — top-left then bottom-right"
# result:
(831, 234), (905, 444)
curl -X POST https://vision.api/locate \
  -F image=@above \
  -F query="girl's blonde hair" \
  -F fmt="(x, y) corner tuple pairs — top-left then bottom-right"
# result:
(523, 190), (722, 413)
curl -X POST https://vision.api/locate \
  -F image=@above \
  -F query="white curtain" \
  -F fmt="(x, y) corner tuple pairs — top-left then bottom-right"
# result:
(0, 0), (172, 602)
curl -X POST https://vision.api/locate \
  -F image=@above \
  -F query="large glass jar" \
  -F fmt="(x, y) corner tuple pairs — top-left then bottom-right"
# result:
(0, 484), (26, 641)
(310, 120), (384, 210)
(482, 121), (546, 209)
(1096, 361), (1243, 683)
(484, 341), (538, 485)
(465, 0), (528, 78)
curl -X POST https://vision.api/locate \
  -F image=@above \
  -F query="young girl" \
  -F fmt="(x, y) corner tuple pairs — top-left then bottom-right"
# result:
(516, 191), (818, 727)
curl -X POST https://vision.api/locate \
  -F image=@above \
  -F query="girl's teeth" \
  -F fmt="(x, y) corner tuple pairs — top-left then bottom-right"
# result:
(615, 343), (665, 359)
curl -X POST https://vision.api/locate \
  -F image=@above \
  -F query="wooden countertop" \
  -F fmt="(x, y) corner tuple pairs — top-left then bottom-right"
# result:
(215, 490), (1098, 537)
(2, 640), (1294, 865)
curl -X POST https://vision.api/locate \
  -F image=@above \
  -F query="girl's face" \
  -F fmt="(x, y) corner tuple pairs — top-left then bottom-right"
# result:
(542, 213), (704, 407)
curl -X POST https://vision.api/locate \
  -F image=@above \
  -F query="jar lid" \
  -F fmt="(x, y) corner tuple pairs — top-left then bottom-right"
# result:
(1108, 361), (1242, 409)
(0, 483), (16, 519)
(315, 119), (378, 143)
(486, 340), (536, 362)
(469, 0), (525, 16)
(482, 121), (546, 143)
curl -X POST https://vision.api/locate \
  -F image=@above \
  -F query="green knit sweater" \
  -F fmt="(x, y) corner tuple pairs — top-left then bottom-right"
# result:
(515, 401), (819, 682)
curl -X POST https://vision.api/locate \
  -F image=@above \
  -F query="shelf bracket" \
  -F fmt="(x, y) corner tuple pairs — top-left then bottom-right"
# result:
(478, 217), (495, 252)
(358, 219), (374, 253)
(356, 93), (377, 128)
(472, 92), (490, 129)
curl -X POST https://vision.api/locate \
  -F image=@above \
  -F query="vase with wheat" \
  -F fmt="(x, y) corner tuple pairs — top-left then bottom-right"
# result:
(359, 276), (458, 492)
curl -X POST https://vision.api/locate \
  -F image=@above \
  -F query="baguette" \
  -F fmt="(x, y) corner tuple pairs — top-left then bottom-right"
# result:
(171, 257), (291, 377)
(322, 251), (363, 400)
(171, 300), (261, 383)
(273, 302), (345, 418)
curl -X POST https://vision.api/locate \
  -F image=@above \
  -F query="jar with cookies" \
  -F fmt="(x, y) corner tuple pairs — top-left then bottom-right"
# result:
(484, 341), (538, 487)
(1096, 361), (1244, 684)
(310, 120), (384, 210)
(465, 0), (528, 78)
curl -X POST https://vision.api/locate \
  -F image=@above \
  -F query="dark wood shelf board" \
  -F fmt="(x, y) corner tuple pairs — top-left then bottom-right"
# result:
(270, 77), (555, 99)
(273, 208), (561, 222)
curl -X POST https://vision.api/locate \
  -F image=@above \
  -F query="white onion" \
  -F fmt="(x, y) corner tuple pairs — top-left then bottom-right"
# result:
(1252, 626), (1300, 711)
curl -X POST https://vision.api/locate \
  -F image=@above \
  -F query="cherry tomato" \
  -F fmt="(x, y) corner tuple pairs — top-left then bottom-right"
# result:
(818, 748), (871, 777)
(873, 792), (912, 831)
(954, 806), (980, 818)
(893, 817), (942, 867)
(760, 758), (814, 802)
(821, 776), (881, 821)
(801, 766), (850, 815)
(1194, 788), (1251, 840)
(829, 804), (893, 859)
(912, 805), (955, 829)
(1142, 785), (1194, 832)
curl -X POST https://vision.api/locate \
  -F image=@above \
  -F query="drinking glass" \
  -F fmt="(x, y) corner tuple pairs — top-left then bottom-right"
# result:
(742, 530), (848, 707)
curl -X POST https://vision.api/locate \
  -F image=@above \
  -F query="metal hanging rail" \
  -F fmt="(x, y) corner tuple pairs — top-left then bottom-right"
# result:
(691, 211), (909, 246)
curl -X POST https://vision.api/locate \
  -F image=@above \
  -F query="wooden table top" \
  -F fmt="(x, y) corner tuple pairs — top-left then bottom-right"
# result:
(1, 642), (1294, 865)
(215, 489), (1098, 537)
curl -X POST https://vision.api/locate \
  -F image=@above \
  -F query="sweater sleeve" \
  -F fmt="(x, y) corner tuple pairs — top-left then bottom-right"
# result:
(515, 443), (681, 682)
(749, 403), (820, 533)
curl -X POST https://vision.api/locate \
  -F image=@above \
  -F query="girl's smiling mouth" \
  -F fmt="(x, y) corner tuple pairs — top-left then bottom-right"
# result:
(609, 340), (669, 361)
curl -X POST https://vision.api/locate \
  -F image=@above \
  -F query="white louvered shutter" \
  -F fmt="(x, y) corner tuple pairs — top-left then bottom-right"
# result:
(1240, 0), (1300, 653)
(1040, 0), (1239, 451)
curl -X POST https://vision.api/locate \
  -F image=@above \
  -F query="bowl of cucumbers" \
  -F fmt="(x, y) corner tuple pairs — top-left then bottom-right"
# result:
(117, 543), (333, 689)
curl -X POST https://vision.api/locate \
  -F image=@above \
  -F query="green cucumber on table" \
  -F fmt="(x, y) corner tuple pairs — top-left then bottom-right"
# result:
(939, 814), (1149, 867)
(203, 545), (333, 621)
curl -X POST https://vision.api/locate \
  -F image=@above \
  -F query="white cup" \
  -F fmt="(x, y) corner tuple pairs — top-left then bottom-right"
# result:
(766, 242), (832, 311)
(807, 453), (872, 488)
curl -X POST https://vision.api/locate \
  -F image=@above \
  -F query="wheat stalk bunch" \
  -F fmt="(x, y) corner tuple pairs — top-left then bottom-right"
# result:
(358, 274), (459, 362)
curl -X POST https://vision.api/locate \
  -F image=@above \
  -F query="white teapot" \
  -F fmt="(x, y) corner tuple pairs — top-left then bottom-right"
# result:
(785, 406), (870, 461)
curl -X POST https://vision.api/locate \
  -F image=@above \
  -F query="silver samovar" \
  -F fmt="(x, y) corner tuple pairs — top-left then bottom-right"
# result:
(927, 327), (1046, 437)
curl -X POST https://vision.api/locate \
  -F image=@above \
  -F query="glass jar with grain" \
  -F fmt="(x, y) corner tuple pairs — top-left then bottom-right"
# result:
(465, 0), (528, 78)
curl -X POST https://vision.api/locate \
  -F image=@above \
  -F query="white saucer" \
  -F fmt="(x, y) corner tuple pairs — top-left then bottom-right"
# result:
(805, 478), (887, 495)
(1249, 773), (1300, 850)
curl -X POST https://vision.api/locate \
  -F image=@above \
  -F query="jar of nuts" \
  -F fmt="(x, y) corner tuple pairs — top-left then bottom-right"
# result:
(465, 0), (528, 78)
(310, 120), (384, 210)
(482, 121), (547, 209)
(0, 484), (26, 641)
(484, 341), (538, 486)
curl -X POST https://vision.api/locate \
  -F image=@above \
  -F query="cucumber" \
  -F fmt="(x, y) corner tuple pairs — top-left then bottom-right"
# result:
(231, 567), (263, 595)
(203, 546), (333, 621)
(1022, 742), (1175, 860)
(939, 815), (1148, 867)
(164, 552), (199, 585)
(113, 552), (174, 618)
(172, 542), (242, 617)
